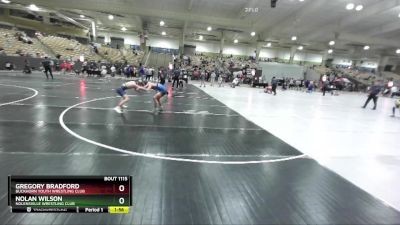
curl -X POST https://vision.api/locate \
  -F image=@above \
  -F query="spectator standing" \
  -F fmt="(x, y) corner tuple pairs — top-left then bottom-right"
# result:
(73, 60), (83, 76)
(390, 86), (399, 98)
(182, 70), (188, 84)
(151, 67), (155, 80)
(132, 66), (137, 77)
(60, 61), (67, 75)
(23, 59), (31, 74)
(100, 64), (107, 77)
(126, 65), (133, 78)
(200, 70), (206, 87)
(384, 79), (394, 96)
(321, 75), (329, 95)
(111, 65), (116, 77)
(305, 80), (310, 90)
(392, 99), (400, 117)
(50, 59), (55, 72)
(139, 64), (145, 80)
(218, 75), (224, 87)
(210, 70), (216, 87)
(307, 81), (314, 93)
(157, 67), (163, 81)
(271, 76), (278, 96)
(146, 67), (153, 81)
(172, 68), (180, 88)
(322, 79), (329, 96)
(82, 61), (88, 75)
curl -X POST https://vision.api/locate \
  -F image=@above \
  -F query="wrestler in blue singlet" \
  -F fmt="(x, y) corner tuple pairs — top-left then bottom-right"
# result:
(154, 83), (168, 96)
(116, 83), (128, 97)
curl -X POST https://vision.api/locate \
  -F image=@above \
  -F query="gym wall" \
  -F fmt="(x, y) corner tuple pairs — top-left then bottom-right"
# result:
(259, 62), (305, 81)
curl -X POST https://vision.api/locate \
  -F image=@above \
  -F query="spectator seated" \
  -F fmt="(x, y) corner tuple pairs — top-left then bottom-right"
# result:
(98, 46), (124, 62)
(38, 35), (103, 62)
(0, 28), (50, 58)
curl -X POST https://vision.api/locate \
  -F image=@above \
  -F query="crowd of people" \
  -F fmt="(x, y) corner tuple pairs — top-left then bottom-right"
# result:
(39, 59), (150, 79)
(2, 28), (400, 115)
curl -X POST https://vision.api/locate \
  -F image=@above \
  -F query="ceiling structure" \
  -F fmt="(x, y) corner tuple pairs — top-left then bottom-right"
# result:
(2, 0), (400, 60)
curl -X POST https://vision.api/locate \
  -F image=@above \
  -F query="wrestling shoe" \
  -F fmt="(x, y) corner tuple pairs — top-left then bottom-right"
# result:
(113, 107), (123, 113)
(122, 105), (128, 108)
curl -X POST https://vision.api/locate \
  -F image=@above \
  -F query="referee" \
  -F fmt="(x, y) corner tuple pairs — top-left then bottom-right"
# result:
(362, 82), (381, 110)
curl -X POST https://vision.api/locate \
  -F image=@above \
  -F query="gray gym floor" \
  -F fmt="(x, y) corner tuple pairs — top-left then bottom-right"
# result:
(0, 72), (399, 225)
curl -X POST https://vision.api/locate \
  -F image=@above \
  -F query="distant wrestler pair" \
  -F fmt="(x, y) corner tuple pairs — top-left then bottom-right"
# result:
(113, 79), (168, 114)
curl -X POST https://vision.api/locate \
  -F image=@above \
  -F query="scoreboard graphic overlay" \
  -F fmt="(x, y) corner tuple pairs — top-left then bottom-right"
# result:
(8, 176), (132, 213)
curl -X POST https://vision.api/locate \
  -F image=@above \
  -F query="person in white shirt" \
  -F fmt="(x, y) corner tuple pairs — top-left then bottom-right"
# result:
(5, 62), (12, 70)
(200, 70), (206, 87)
(101, 65), (107, 76)
(210, 71), (216, 87)
(218, 75), (224, 87)
(110, 65), (116, 77)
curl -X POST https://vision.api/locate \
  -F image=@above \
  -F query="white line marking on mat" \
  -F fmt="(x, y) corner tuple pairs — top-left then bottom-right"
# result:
(0, 83), (38, 107)
(12, 102), (239, 117)
(59, 96), (306, 164)
(0, 151), (305, 159)
(0, 119), (262, 131)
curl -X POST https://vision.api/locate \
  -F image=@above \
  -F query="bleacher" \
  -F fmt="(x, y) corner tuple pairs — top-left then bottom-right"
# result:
(339, 68), (377, 84)
(38, 35), (103, 61)
(313, 66), (332, 75)
(0, 28), (50, 58)
(381, 71), (400, 80)
(97, 46), (145, 65)
(190, 53), (257, 71)
(123, 50), (144, 65)
(310, 65), (379, 85)
(146, 52), (172, 68)
(98, 46), (124, 63)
